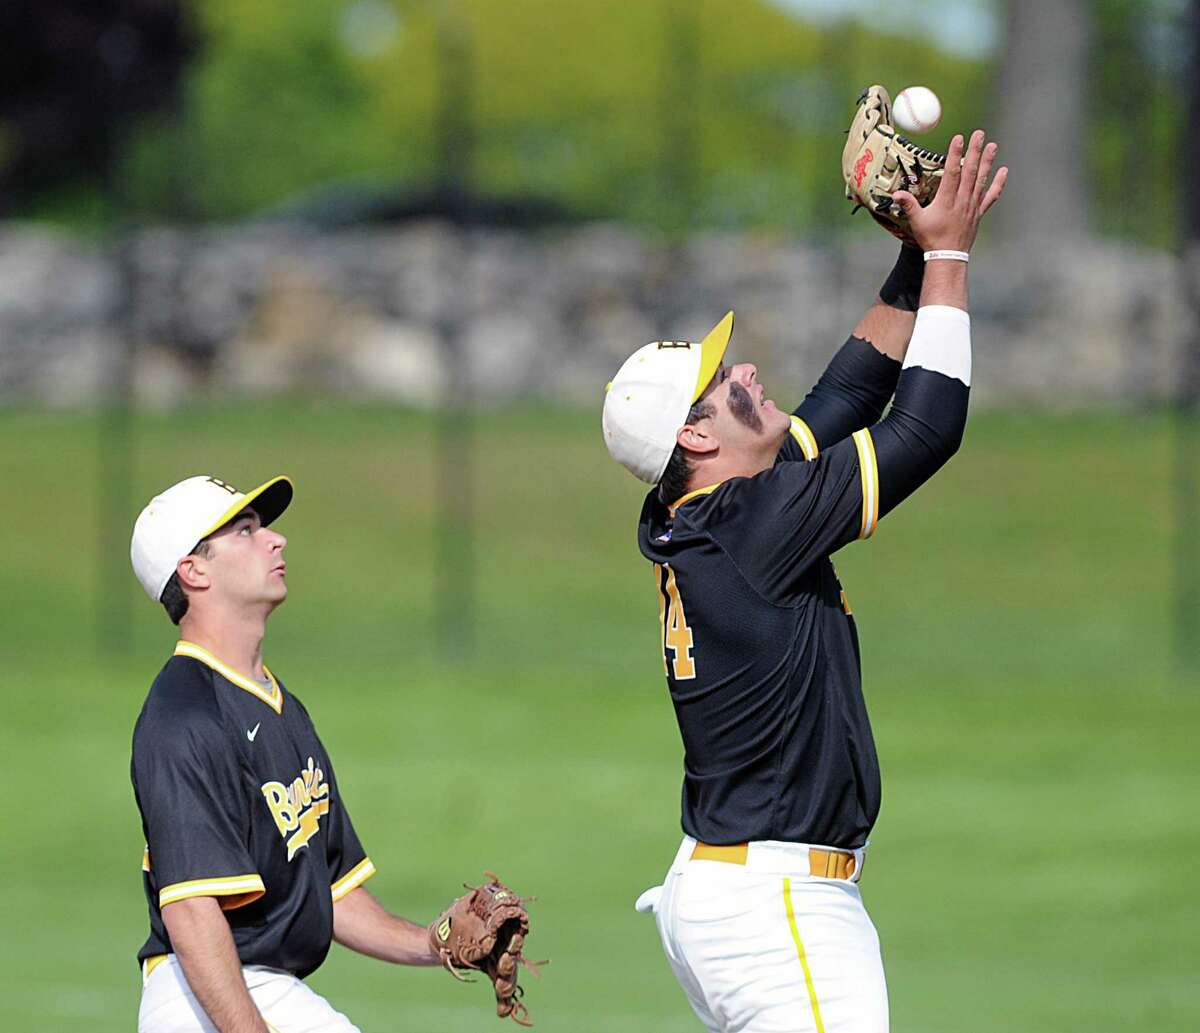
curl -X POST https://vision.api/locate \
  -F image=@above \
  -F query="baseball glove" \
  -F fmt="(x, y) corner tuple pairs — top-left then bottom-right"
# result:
(842, 84), (946, 242)
(429, 872), (544, 1026)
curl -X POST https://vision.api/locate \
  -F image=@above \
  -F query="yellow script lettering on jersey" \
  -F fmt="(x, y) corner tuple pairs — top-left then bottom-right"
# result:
(261, 756), (331, 861)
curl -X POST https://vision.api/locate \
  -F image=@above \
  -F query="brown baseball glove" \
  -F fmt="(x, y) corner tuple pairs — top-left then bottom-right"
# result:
(842, 84), (947, 243)
(429, 872), (544, 1026)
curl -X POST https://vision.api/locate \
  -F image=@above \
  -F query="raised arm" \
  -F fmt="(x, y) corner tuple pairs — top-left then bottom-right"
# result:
(788, 245), (923, 459)
(726, 131), (1007, 590)
(870, 130), (1007, 516)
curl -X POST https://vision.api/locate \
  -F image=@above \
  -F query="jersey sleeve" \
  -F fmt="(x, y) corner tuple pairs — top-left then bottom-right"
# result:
(747, 324), (969, 594)
(714, 430), (880, 598)
(781, 337), (901, 461)
(871, 364), (969, 519)
(318, 744), (376, 902)
(778, 413), (822, 463)
(133, 706), (264, 911)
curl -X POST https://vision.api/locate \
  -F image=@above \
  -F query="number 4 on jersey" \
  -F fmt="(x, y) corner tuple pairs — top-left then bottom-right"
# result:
(655, 563), (696, 680)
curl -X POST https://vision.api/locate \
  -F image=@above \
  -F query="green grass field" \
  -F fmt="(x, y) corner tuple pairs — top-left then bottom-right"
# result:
(1, 403), (1195, 1032)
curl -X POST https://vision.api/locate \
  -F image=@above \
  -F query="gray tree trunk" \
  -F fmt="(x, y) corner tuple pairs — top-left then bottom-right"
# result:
(992, 0), (1091, 244)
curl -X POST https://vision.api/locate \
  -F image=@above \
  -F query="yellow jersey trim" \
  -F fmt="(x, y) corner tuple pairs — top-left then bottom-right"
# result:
(142, 846), (151, 873)
(852, 429), (879, 539)
(159, 873), (266, 910)
(174, 641), (283, 714)
(668, 482), (724, 515)
(783, 877), (827, 1033)
(788, 416), (819, 460)
(331, 857), (377, 902)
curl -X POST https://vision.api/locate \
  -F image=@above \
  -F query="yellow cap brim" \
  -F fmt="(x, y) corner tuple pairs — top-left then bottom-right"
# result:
(692, 311), (734, 403)
(199, 476), (294, 540)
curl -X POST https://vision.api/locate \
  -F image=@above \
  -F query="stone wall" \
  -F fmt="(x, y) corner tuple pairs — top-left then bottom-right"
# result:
(0, 220), (1184, 409)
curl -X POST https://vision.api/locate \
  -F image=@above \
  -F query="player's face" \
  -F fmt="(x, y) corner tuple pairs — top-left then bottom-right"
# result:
(204, 508), (289, 614)
(699, 362), (791, 455)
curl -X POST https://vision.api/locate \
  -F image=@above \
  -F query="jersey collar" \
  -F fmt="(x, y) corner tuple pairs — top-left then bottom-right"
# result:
(668, 482), (725, 515)
(174, 640), (283, 714)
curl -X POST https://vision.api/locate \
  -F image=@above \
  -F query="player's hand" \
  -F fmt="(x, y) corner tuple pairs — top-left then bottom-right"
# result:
(891, 130), (1007, 253)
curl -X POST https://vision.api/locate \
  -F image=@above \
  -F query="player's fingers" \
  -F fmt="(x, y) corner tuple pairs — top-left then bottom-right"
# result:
(890, 190), (919, 217)
(958, 130), (985, 203)
(972, 142), (998, 207)
(979, 166), (1009, 215)
(939, 134), (964, 196)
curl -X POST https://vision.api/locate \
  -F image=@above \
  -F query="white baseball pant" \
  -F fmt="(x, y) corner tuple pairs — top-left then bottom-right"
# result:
(138, 955), (361, 1033)
(639, 836), (888, 1033)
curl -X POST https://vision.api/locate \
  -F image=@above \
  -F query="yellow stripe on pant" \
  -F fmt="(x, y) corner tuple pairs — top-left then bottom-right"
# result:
(783, 877), (827, 1033)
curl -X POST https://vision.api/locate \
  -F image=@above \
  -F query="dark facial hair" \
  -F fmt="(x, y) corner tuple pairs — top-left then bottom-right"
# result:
(727, 381), (763, 432)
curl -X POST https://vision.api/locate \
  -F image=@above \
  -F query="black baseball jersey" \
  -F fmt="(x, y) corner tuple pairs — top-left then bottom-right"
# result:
(131, 641), (374, 978)
(640, 421), (881, 849)
(638, 335), (968, 851)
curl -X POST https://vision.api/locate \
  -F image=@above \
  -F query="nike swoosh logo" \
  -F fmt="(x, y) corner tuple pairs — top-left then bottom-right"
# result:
(247, 723), (261, 742)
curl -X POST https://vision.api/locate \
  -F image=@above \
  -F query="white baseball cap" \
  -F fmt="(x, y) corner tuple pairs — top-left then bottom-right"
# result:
(130, 475), (294, 602)
(602, 311), (734, 483)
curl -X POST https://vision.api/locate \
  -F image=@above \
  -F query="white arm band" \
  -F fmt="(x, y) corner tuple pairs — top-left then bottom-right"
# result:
(901, 304), (971, 387)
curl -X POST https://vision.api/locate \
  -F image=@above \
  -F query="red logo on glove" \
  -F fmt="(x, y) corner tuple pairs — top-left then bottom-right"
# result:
(854, 148), (873, 188)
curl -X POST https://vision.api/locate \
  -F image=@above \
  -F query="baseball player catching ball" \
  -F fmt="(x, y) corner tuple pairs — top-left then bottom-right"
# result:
(602, 90), (1007, 1033)
(129, 475), (539, 1031)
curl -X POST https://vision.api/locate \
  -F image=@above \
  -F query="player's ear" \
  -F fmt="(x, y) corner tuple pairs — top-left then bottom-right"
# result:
(176, 553), (211, 591)
(677, 420), (719, 455)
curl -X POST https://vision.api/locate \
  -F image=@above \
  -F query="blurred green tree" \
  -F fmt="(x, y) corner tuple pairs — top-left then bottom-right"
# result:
(122, 0), (990, 233)
(26, 0), (1188, 241)
(1089, 0), (1183, 248)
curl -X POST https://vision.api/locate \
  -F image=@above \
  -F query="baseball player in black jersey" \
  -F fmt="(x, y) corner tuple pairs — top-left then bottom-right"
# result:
(128, 475), (508, 1032)
(602, 131), (1006, 1033)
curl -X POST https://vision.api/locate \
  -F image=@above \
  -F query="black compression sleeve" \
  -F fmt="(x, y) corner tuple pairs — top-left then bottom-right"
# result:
(878, 245), (925, 312)
(794, 336), (901, 447)
(872, 366), (969, 518)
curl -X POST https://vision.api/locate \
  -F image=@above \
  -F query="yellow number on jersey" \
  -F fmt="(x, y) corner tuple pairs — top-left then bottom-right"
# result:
(655, 563), (696, 680)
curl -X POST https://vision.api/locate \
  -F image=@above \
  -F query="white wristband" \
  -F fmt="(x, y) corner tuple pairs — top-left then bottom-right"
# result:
(923, 249), (969, 263)
(902, 305), (972, 386)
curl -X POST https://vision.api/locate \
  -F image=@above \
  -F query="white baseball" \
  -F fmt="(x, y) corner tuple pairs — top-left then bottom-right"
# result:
(893, 86), (941, 135)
